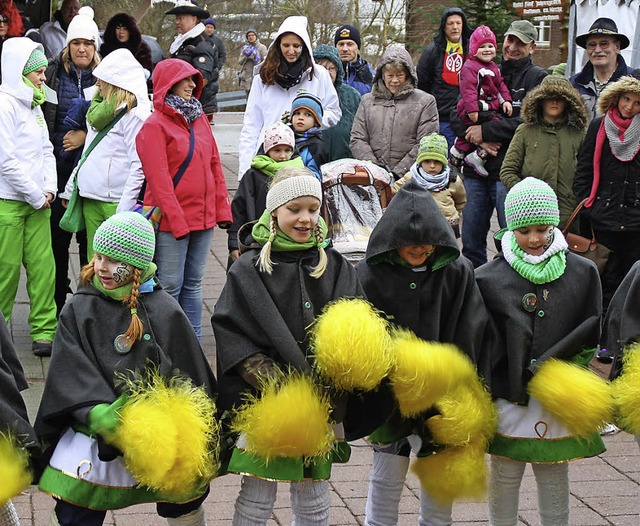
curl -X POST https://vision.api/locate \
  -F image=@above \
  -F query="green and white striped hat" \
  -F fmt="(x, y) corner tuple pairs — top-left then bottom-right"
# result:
(504, 178), (559, 231)
(93, 212), (156, 270)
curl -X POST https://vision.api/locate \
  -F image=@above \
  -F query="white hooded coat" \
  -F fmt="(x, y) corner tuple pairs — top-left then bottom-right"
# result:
(64, 48), (151, 210)
(0, 38), (57, 209)
(237, 16), (341, 176)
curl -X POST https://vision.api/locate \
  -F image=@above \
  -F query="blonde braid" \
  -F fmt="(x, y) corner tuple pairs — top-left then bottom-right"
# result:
(257, 215), (278, 274)
(309, 223), (327, 278)
(123, 268), (144, 343)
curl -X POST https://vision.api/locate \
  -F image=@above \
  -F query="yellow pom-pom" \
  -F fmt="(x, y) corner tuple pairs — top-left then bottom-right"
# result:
(613, 343), (640, 434)
(233, 373), (334, 460)
(113, 371), (219, 499)
(389, 330), (476, 417)
(0, 432), (31, 506)
(427, 379), (497, 448)
(527, 358), (613, 437)
(311, 298), (393, 391)
(411, 442), (487, 505)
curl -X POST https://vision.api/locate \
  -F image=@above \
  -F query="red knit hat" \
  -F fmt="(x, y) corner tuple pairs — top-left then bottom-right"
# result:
(469, 25), (497, 56)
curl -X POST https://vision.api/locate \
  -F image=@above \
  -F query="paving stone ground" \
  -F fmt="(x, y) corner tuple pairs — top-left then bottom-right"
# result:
(7, 113), (639, 525)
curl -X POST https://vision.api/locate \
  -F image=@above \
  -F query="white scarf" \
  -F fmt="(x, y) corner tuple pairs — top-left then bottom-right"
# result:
(169, 23), (206, 55)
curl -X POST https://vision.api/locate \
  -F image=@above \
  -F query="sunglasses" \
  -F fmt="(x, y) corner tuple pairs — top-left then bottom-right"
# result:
(0, 14), (10, 23)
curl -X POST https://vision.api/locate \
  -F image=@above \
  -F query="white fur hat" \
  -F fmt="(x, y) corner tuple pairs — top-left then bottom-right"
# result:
(66, 6), (101, 47)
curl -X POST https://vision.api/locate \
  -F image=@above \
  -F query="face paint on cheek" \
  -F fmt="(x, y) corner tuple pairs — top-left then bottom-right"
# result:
(542, 228), (554, 250)
(113, 263), (132, 284)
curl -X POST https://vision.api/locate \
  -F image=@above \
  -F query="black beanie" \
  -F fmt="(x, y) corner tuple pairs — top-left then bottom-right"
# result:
(334, 24), (361, 49)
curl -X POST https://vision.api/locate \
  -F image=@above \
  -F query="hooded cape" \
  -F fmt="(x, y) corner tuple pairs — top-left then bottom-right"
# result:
(351, 179), (495, 437)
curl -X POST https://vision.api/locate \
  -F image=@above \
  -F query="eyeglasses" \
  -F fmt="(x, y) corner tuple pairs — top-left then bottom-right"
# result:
(586, 39), (615, 50)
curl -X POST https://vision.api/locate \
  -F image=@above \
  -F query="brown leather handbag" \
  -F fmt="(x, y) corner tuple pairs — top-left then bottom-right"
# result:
(562, 198), (611, 274)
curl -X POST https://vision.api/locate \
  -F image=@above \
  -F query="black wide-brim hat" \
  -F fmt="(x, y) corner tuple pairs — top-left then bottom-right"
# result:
(576, 17), (630, 50)
(165, 1), (210, 19)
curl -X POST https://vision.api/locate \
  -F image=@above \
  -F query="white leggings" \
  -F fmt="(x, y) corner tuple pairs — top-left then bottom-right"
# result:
(0, 501), (19, 526)
(489, 456), (569, 526)
(232, 476), (330, 526)
(365, 450), (453, 526)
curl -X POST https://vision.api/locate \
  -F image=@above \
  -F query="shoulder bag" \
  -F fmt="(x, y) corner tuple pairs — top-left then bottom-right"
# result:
(562, 198), (611, 274)
(59, 109), (127, 233)
(130, 124), (195, 232)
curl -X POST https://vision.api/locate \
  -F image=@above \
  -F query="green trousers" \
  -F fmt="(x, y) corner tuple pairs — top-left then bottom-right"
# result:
(82, 199), (119, 260)
(0, 199), (57, 341)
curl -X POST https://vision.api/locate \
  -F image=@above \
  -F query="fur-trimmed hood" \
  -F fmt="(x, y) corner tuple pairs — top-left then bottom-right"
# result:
(521, 75), (589, 130)
(597, 74), (640, 115)
(371, 44), (417, 99)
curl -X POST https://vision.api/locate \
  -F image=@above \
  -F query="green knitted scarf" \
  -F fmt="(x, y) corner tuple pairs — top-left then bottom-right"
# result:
(91, 263), (157, 301)
(503, 230), (566, 284)
(251, 209), (329, 252)
(23, 77), (46, 107)
(251, 155), (304, 178)
(86, 92), (119, 130)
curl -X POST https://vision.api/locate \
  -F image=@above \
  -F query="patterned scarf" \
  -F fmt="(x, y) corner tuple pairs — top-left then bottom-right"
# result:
(586, 106), (640, 207)
(165, 93), (203, 124)
(410, 163), (450, 192)
(502, 228), (567, 284)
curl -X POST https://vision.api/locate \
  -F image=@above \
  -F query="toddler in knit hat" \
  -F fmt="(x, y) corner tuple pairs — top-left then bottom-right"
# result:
(285, 89), (328, 181)
(450, 24), (512, 177)
(228, 123), (304, 263)
(393, 133), (467, 237)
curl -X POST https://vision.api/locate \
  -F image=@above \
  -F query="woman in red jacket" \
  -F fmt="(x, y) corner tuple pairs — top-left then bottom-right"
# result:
(136, 58), (232, 338)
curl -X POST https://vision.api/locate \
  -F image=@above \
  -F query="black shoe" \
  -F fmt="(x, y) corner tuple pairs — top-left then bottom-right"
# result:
(596, 348), (614, 364)
(32, 340), (52, 357)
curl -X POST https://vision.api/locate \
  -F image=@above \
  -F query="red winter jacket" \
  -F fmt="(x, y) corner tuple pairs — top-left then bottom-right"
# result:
(136, 59), (231, 238)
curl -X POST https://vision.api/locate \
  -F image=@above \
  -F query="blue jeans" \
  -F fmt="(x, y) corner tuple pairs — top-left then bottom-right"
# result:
(461, 176), (507, 268)
(439, 122), (456, 151)
(156, 229), (213, 338)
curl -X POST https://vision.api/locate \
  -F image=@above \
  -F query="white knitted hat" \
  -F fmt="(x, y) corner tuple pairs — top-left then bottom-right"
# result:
(266, 175), (322, 213)
(66, 6), (101, 47)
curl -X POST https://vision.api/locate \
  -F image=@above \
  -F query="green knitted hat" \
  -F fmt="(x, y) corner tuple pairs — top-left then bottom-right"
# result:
(23, 48), (48, 76)
(416, 133), (448, 167)
(505, 178), (559, 231)
(93, 212), (156, 271)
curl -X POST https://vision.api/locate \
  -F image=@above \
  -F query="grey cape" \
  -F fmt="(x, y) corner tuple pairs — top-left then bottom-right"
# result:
(475, 251), (602, 403)
(35, 284), (217, 450)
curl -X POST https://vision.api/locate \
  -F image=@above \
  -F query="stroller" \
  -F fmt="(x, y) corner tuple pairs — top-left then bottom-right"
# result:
(321, 159), (393, 263)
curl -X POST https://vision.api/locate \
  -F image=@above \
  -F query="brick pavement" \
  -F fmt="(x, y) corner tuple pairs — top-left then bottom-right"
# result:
(6, 113), (640, 525)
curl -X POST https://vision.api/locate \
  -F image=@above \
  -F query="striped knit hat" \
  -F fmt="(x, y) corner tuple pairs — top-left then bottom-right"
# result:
(290, 89), (323, 127)
(504, 178), (559, 231)
(93, 212), (156, 271)
(23, 47), (48, 76)
(417, 133), (448, 166)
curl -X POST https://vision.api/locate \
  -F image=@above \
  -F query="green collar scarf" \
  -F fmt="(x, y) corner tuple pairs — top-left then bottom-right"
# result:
(251, 155), (304, 178)
(92, 263), (158, 301)
(86, 92), (119, 130)
(251, 209), (329, 252)
(22, 77), (46, 107)
(502, 229), (567, 284)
